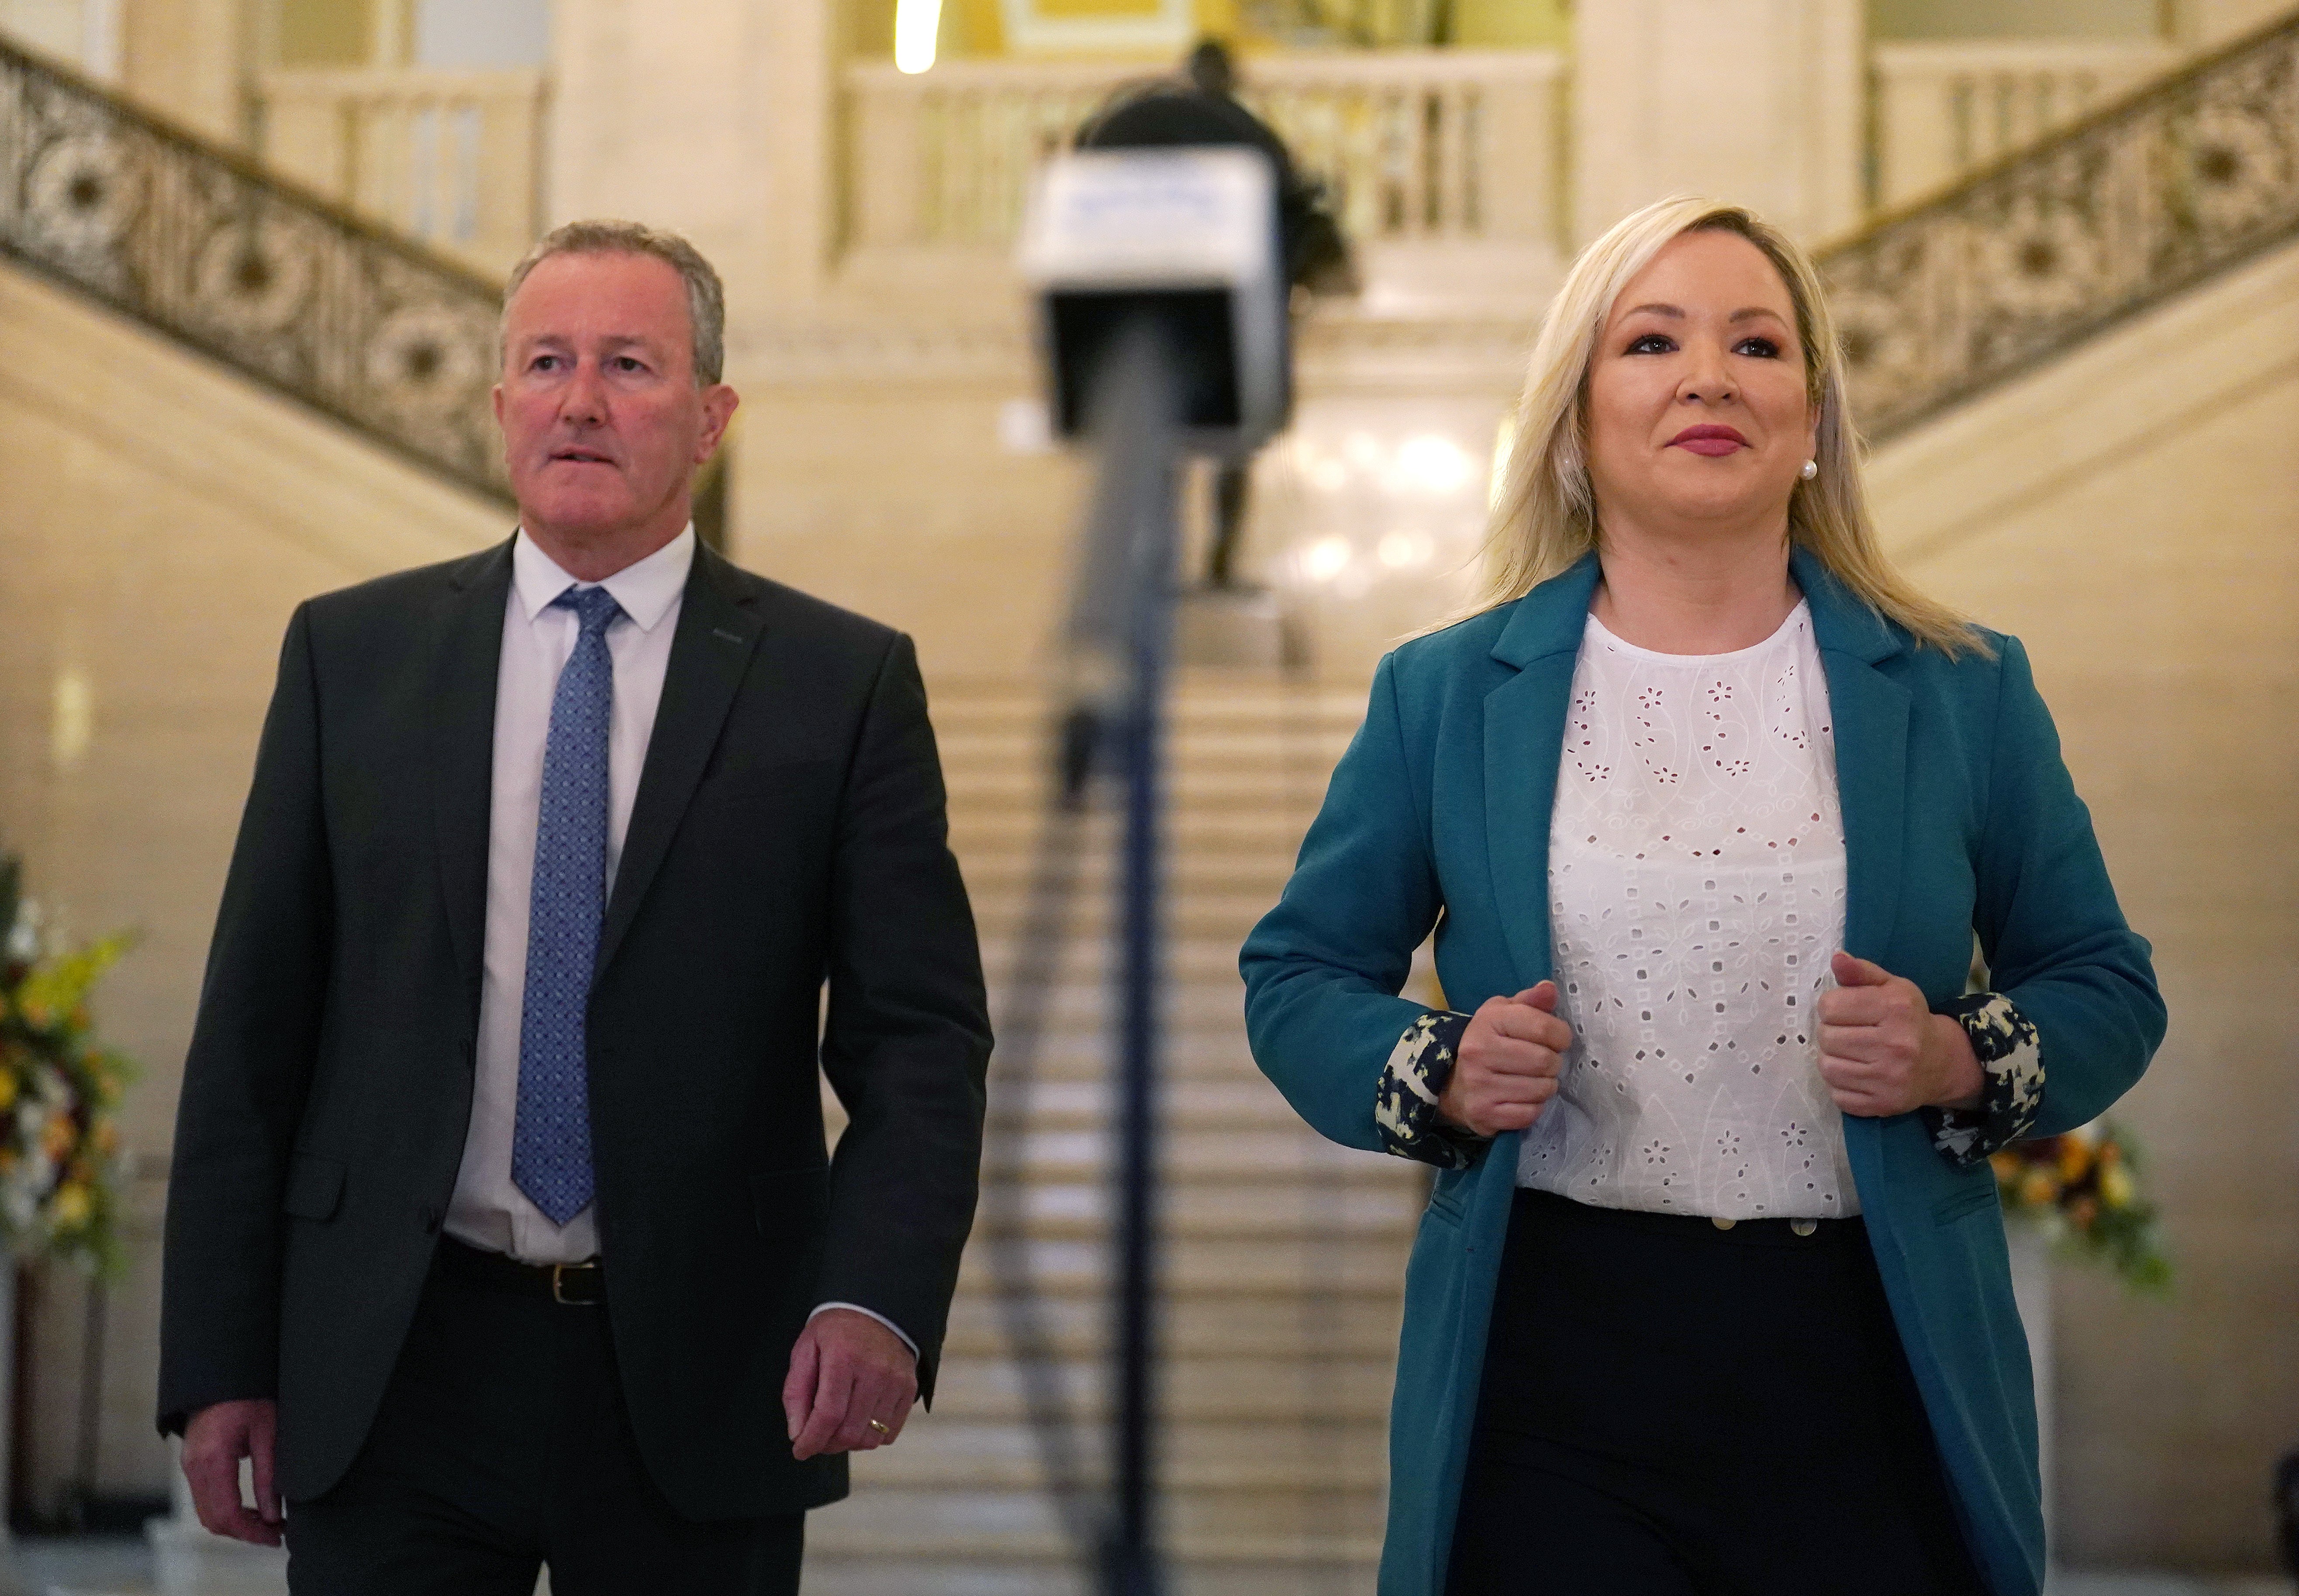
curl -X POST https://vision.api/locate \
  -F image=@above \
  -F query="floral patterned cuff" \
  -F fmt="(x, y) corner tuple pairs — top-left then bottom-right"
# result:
(1374, 1010), (1485, 1169)
(1923, 992), (2044, 1167)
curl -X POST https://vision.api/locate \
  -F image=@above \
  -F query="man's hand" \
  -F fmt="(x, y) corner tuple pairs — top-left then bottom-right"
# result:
(784, 1308), (918, 1460)
(1435, 982), (1573, 1138)
(181, 1398), (282, 1547)
(1818, 952), (1984, 1117)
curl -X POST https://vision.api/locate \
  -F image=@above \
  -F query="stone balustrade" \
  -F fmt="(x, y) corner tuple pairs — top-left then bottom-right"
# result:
(842, 50), (1568, 261)
(254, 67), (549, 277)
(1871, 40), (2179, 209)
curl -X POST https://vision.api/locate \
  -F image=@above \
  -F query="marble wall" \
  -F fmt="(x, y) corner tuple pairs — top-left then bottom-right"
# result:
(1867, 238), (2299, 1569)
(0, 263), (505, 1503)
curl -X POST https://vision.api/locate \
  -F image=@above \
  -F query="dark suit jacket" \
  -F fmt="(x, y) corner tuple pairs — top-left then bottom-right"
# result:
(156, 538), (991, 1519)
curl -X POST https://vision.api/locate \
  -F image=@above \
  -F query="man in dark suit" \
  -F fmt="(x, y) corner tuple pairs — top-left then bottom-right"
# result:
(156, 219), (991, 1594)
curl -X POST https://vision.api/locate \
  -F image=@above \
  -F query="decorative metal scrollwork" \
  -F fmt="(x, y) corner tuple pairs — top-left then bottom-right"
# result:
(1823, 14), (2299, 443)
(0, 38), (511, 503)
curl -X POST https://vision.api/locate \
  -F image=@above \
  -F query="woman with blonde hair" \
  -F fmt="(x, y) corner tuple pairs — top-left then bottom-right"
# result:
(1240, 197), (2163, 1595)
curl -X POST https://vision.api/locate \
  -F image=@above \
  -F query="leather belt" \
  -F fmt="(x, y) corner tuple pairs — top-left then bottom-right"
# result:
(435, 1234), (604, 1305)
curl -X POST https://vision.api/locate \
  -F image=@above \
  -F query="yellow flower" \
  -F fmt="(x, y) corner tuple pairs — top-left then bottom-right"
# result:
(1989, 1151), (2021, 1182)
(48, 1182), (90, 1230)
(0, 1070), (16, 1113)
(2018, 1168), (2058, 1210)
(41, 1115), (76, 1162)
(2099, 1162), (2136, 1210)
(2056, 1137), (2093, 1184)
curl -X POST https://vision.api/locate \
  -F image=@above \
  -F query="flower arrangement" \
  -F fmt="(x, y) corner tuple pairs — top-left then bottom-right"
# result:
(0, 855), (134, 1275)
(1991, 1120), (2170, 1296)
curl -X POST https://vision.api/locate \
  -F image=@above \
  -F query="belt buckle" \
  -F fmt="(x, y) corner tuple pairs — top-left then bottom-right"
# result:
(551, 1261), (601, 1306)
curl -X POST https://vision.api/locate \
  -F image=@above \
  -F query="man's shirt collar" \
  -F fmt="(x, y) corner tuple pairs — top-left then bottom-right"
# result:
(511, 524), (695, 634)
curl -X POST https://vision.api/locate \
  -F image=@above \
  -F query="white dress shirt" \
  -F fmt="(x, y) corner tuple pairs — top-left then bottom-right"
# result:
(1516, 603), (1859, 1219)
(445, 527), (692, 1261)
(444, 527), (911, 1349)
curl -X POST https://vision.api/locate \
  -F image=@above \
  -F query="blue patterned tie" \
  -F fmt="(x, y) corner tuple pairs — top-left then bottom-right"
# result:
(513, 584), (623, 1226)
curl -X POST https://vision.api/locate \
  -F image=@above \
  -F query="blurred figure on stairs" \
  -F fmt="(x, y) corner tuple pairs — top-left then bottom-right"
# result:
(1078, 37), (1356, 591)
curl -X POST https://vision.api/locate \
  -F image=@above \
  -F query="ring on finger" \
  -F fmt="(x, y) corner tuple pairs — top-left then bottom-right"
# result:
(866, 1417), (891, 1437)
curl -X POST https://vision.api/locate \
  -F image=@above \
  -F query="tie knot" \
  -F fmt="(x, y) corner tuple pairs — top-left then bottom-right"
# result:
(554, 585), (623, 636)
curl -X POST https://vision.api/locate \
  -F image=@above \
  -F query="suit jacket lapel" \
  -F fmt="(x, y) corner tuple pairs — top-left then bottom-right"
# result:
(1481, 555), (1600, 992)
(432, 540), (515, 1005)
(1794, 548), (1911, 964)
(597, 546), (763, 976)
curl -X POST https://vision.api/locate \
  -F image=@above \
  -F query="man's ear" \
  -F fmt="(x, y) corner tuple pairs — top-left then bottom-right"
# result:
(695, 384), (739, 465)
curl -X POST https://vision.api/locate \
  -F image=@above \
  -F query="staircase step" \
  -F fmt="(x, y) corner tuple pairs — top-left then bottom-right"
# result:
(918, 1354), (1397, 1423)
(799, 1558), (1377, 1596)
(969, 890), (1291, 934)
(950, 807), (1321, 848)
(809, 1481), (1384, 1550)
(976, 936), (1271, 983)
(938, 1317), (1402, 1364)
(828, 675), (1402, 1587)
(951, 1234), (1409, 1296)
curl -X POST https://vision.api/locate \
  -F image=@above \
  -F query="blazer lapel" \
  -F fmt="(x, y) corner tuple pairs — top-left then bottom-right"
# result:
(432, 540), (516, 1004)
(596, 546), (763, 975)
(1481, 555), (1601, 991)
(1794, 548), (1911, 964)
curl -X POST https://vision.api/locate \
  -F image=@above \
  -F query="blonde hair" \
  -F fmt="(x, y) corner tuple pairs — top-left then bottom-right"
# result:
(1455, 196), (1983, 655)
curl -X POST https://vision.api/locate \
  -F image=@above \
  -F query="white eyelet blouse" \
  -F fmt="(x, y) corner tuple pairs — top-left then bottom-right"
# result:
(1515, 602), (1859, 1218)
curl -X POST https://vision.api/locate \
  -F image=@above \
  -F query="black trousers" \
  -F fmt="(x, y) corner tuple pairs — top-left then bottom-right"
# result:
(286, 1241), (804, 1596)
(1447, 1189), (1990, 1596)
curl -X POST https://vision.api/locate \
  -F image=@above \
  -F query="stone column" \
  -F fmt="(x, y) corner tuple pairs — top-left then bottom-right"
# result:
(120, 0), (252, 146)
(2006, 1223), (2057, 1565)
(2174, 0), (2292, 46)
(545, 0), (841, 317)
(1571, 0), (1865, 246)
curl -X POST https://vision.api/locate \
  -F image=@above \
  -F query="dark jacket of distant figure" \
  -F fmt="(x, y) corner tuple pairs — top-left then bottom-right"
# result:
(1078, 80), (1353, 293)
(156, 538), (992, 1520)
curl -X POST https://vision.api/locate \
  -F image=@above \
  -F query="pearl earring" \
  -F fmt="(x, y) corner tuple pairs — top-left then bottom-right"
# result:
(1799, 459), (1818, 481)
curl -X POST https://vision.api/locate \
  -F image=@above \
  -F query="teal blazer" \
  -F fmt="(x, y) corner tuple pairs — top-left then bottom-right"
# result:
(1240, 550), (2164, 1596)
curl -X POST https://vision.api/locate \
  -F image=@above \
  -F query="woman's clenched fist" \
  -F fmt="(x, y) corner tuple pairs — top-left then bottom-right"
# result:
(1436, 981), (1574, 1138)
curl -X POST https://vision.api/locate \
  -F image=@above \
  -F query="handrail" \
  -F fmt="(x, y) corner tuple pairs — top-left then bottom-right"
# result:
(1822, 7), (2299, 442)
(0, 34), (512, 503)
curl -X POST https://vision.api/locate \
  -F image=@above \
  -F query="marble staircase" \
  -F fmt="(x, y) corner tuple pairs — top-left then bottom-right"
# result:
(803, 679), (1422, 1596)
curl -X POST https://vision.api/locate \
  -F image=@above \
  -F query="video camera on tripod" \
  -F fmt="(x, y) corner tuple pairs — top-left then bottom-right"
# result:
(1011, 145), (1290, 1593)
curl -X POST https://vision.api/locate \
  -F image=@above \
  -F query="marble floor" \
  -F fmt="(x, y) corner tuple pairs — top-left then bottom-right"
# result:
(3, 1538), (2290, 1596)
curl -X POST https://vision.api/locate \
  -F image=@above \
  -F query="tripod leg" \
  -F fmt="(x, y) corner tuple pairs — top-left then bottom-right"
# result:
(1207, 459), (1250, 589)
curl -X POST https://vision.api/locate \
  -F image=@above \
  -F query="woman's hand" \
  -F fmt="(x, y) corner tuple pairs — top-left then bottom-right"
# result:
(1817, 952), (1984, 1117)
(1436, 981), (1573, 1137)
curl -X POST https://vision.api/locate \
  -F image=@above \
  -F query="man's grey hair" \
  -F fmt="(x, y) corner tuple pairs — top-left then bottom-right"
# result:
(501, 219), (726, 386)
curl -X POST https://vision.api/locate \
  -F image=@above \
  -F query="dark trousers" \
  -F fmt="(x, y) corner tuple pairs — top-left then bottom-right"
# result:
(1447, 1188), (1990, 1596)
(286, 1240), (804, 1596)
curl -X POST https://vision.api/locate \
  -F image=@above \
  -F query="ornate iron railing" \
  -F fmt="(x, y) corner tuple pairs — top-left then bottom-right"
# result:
(1824, 8), (2299, 443)
(0, 35), (511, 502)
